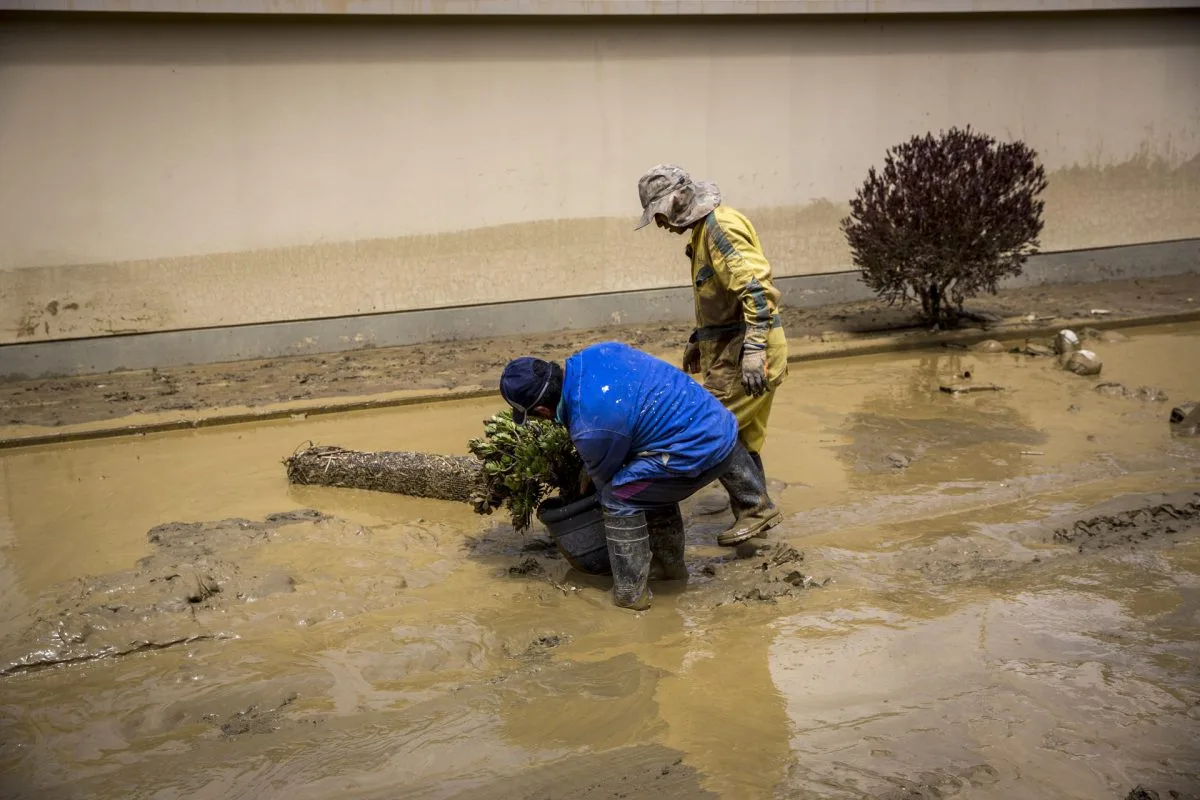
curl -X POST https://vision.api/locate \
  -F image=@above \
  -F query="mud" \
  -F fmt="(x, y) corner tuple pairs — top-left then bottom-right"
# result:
(1126, 788), (1200, 800)
(1, 320), (1199, 800)
(0, 510), (415, 676)
(2, 273), (1199, 431)
(1052, 492), (1200, 553)
(1096, 381), (1171, 402)
(442, 744), (714, 800)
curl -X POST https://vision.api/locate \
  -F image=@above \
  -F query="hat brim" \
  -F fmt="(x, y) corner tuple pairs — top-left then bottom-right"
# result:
(635, 196), (672, 231)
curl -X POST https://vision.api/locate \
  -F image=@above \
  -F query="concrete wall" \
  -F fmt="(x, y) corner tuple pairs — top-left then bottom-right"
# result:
(1, 10), (1199, 352)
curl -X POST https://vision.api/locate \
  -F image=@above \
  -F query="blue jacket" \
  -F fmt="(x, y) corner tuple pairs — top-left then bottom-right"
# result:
(558, 342), (738, 488)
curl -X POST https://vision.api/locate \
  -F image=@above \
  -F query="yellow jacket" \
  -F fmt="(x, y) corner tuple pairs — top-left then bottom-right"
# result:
(687, 205), (788, 399)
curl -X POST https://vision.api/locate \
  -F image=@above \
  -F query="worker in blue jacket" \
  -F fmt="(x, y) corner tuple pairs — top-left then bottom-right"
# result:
(499, 341), (781, 611)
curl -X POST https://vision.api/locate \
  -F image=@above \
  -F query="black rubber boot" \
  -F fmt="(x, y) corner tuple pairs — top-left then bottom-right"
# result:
(604, 512), (653, 610)
(749, 451), (766, 482)
(646, 504), (688, 581)
(716, 444), (782, 547)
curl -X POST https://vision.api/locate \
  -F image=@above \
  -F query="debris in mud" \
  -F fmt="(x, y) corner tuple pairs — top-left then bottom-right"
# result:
(886, 452), (912, 469)
(1019, 342), (1056, 357)
(1170, 403), (1200, 437)
(509, 557), (547, 577)
(703, 543), (830, 606)
(1053, 328), (1081, 355)
(1095, 383), (1169, 402)
(1052, 495), (1200, 553)
(939, 382), (1003, 394)
(506, 633), (572, 660)
(1063, 349), (1103, 376)
(971, 339), (1006, 353)
(1126, 788), (1159, 800)
(1, 633), (236, 676)
(208, 692), (299, 739)
(1121, 786), (1196, 800)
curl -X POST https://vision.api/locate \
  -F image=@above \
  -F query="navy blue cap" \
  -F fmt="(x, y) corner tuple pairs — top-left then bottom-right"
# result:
(500, 357), (553, 424)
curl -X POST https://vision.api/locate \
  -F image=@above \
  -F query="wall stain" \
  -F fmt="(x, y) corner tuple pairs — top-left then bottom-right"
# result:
(2, 154), (1197, 346)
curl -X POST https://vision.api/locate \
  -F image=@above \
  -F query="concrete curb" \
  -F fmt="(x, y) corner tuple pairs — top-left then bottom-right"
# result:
(2, 308), (1198, 451)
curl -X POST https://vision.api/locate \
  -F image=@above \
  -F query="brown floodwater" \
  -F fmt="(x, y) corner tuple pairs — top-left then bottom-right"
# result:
(1, 323), (1198, 799)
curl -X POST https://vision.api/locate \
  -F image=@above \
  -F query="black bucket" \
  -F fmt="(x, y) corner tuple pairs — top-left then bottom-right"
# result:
(536, 493), (611, 575)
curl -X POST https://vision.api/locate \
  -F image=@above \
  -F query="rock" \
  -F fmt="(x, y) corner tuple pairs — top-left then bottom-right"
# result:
(1053, 329), (1080, 355)
(1068, 404), (1082, 413)
(886, 452), (911, 469)
(1023, 343), (1056, 357)
(1063, 350), (1102, 376)
(1170, 402), (1200, 437)
(971, 339), (1006, 353)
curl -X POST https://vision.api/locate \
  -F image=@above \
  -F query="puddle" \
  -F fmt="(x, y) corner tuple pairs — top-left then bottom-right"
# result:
(1, 323), (1198, 799)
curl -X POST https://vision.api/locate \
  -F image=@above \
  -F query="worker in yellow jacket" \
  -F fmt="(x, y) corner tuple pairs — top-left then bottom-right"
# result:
(636, 164), (788, 543)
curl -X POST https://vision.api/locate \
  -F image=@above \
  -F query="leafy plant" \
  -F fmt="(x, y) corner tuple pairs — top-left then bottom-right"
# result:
(468, 409), (585, 532)
(841, 126), (1047, 327)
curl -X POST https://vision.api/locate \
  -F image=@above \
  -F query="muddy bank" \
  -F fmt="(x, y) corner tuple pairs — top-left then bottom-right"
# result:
(3, 273), (1198, 431)
(0, 510), (428, 676)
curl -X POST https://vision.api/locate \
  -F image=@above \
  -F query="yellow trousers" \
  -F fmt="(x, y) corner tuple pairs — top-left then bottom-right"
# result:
(723, 385), (776, 454)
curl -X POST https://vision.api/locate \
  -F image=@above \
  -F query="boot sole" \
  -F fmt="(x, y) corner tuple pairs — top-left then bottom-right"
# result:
(717, 510), (783, 547)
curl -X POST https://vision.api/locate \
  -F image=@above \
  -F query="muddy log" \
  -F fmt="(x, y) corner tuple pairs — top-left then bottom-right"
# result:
(285, 445), (486, 505)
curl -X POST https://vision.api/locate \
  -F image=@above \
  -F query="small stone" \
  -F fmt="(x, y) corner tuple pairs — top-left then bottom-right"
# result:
(1068, 404), (1082, 413)
(1063, 350), (1103, 376)
(972, 339), (1006, 353)
(1053, 329), (1080, 355)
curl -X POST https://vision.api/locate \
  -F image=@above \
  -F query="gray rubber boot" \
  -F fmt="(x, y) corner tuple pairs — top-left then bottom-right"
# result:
(646, 504), (688, 581)
(717, 444), (782, 547)
(604, 512), (653, 610)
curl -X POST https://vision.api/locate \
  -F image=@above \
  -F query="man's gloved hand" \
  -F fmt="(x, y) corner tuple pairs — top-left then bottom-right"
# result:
(682, 339), (701, 374)
(741, 346), (768, 396)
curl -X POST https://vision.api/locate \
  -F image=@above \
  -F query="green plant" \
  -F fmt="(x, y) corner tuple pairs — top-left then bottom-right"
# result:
(468, 409), (585, 532)
(841, 126), (1047, 327)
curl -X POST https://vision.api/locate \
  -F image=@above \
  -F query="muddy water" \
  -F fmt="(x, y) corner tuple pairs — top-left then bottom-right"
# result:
(1, 323), (1199, 799)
